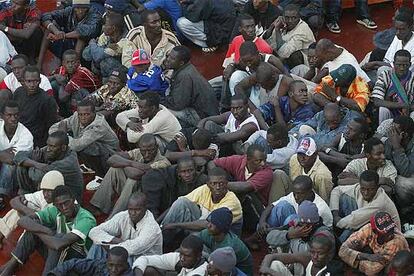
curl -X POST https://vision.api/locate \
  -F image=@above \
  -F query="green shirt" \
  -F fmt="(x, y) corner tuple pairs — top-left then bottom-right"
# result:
(36, 205), (96, 252)
(198, 229), (253, 276)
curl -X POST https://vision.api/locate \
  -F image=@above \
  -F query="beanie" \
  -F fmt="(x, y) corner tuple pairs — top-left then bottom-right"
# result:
(207, 207), (233, 233)
(40, 170), (65, 190)
(209, 247), (237, 273)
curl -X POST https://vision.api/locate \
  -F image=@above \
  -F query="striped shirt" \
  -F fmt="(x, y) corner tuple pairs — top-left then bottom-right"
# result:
(371, 69), (414, 104)
(52, 65), (101, 95)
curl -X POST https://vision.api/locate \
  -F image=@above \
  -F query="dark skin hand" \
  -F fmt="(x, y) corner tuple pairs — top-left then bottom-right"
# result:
(127, 117), (144, 132)
(287, 224), (313, 240)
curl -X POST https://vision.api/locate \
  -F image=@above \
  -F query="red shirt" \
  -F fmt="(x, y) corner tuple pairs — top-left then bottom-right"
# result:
(214, 155), (273, 205)
(0, 6), (41, 30)
(225, 35), (273, 63)
(52, 65), (101, 95)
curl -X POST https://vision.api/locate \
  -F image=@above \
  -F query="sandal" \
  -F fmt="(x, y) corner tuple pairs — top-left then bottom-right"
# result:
(202, 46), (218, 53)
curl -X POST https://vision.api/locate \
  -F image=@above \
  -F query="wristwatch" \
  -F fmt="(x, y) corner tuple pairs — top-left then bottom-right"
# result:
(325, 148), (332, 154)
(4, 27), (8, 33)
(336, 95), (342, 102)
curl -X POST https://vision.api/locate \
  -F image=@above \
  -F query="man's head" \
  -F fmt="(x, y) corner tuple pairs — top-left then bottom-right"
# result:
(207, 167), (228, 203)
(394, 11), (413, 42)
(1, 101), (19, 133)
(104, 0), (129, 15)
(287, 80), (308, 105)
(309, 231), (336, 269)
(364, 137), (386, 169)
(23, 65), (41, 95)
(390, 250), (414, 276)
(177, 157), (197, 184)
(371, 211), (397, 244)
(283, 4), (301, 32)
(315, 39), (337, 66)
(163, 46), (191, 70)
(246, 144), (266, 173)
(142, 10), (162, 36)
(52, 185), (76, 219)
(137, 133), (158, 163)
(107, 67), (128, 96)
(238, 14), (256, 41)
(179, 235), (203, 269)
(344, 117), (368, 142)
(359, 170), (380, 203)
(72, 0), (90, 21)
(192, 129), (213, 150)
(137, 91), (160, 120)
(297, 200), (320, 227)
(102, 12), (124, 37)
(296, 137), (318, 170)
(394, 50), (411, 78)
(40, 170), (65, 204)
(11, 54), (28, 82)
(46, 131), (69, 161)
(107, 246), (130, 276)
(255, 62), (279, 91)
(207, 247), (237, 276)
(11, 0), (29, 15)
(330, 64), (357, 89)
(323, 103), (342, 130)
(62, 50), (80, 75)
(292, 175), (314, 204)
(393, 115), (414, 147)
(131, 49), (151, 73)
(206, 207), (233, 236)
(230, 94), (249, 122)
(77, 100), (96, 127)
(266, 122), (289, 149)
(127, 192), (147, 225)
(239, 41), (260, 70)
(308, 42), (318, 68)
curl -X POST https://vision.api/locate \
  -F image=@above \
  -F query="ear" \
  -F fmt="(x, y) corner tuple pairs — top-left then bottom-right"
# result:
(61, 144), (68, 152)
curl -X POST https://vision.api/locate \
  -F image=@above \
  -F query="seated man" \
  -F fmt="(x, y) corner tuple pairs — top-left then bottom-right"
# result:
(339, 212), (409, 276)
(104, 0), (142, 32)
(274, 137), (333, 202)
(0, 54), (53, 96)
(49, 100), (119, 177)
(243, 123), (298, 171)
(388, 250), (414, 276)
(48, 246), (133, 276)
(122, 10), (180, 67)
(49, 50), (101, 115)
(331, 170), (400, 243)
(255, 80), (315, 129)
(165, 128), (218, 163)
(161, 167), (243, 246)
(88, 193), (162, 263)
(0, 0), (43, 63)
(14, 131), (84, 203)
(198, 94), (259, 155)
(290, 103), (361, 148)
(265, 4), (315, 65)
(39, 0), (101, 68)
(207, 247), (247, 276)
(318, 117), (368, 179)
(266, 201), (331, 275)
(116, 91), (181, 148)
(132, 235), (207, 275)
(163, 45), (219, 127)
(0, 171), (64, 248)
(260, 230), (336, 276)
(0, 186), (96, 275)
(199, 208), (253, 275)
(338, 137), (397, 188)
(242, 0), (280, 38)
(141, 157), (208, 218)
(0, 101), (33, 207)
(89, 133), (170, 216)
(277, 0), (323, 33)
(313, 64), (370, 112)
(371, 50), (414, 124)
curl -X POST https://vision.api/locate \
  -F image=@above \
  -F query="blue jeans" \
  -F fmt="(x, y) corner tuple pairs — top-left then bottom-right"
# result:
(338, 194), (358, 243)
(326, 0), (370, 23)
(87, 244), (134, 266)
(0, 164), (14, 196)
(254, 136), (273, 155)
(267, 200), (297, 227)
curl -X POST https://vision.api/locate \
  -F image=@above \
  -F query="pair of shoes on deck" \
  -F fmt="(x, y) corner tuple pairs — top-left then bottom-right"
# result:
(326, 18), (377, 34)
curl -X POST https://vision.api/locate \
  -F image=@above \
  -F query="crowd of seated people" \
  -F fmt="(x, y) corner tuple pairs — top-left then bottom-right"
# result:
(0, 0), (413, 275)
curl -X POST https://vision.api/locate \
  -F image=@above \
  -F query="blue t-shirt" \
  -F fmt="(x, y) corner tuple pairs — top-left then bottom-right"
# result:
(127, 65), (169, 96)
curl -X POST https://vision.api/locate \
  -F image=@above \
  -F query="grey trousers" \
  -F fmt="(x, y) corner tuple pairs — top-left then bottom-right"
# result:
(176, 17), (208, 48)
(89, 167), (138, 216)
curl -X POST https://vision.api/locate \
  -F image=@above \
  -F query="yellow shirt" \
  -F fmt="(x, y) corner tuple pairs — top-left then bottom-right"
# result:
(184, 185), (242, 222)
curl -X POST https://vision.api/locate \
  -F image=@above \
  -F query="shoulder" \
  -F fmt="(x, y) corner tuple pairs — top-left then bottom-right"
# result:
(126, 26), (145, 40)
(75, 207), (97, 224)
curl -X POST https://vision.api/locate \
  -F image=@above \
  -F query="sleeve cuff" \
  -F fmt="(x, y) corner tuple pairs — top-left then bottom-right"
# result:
(71, 229), (86, 240)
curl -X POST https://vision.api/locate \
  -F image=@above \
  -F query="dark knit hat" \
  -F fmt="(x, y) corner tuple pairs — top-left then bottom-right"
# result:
(209, 247), (237, 273)
(330, 64), (357, 86)
(207, 207), (233, 233)
(298, 200), (319, 224)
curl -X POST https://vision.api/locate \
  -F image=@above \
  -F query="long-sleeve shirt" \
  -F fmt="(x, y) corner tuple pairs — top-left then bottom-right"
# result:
(330, 184), (401, 230)
(339, 224), (409, 275)
(116, 105), (181, 143)
(0, 121), (33, 152)
(133, 252), (208, 276)
(384, 138), (414, 177)
(88, 210), (162, 258)
(49, 113), (119, 154)
(343, 158), (397, 183)
(48, 258), (134, 276)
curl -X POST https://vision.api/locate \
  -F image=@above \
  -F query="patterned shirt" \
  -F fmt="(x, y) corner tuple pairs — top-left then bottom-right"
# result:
(89, 84), (138, 113)
(0, 5), (40, 30)
(339, 224), (409, 275)
(315, 75), (370, 112)
(52, 65), (101, 95)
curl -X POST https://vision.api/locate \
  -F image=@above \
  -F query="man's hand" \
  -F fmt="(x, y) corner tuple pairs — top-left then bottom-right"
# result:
(195, 149), (216, 160)
(131, 162), (151, 172)
(223, 64), (235, 81)
(173, 133), (188, 152)
(388, 125), (403, 150)
(321, 82), (337, 101)
(54, 74), (68, 86)
(272, 16), (285, 30)
(31, 147), (44, 162)
(287, 224), (313, 240)
(358, 253), (387, 263)
(126, 120), (144, 132)
(102, 237), (123, 245)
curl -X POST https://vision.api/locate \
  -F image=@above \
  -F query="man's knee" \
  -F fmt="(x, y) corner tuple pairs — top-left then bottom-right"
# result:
(177, 17), (190, 31)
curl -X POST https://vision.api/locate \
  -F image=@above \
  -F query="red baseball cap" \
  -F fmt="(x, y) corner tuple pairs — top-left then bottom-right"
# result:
(131, 49), (150, 66)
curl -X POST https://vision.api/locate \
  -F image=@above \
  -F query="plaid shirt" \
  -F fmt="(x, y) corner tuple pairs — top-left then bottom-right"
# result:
(0, 6), (40, 29)
(339, 224), (409, 275)
(52, 65), (101, 95)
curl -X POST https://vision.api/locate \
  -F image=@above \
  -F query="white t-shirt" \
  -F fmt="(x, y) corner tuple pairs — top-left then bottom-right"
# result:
(1, 72), (53, 93)
(0, 120), (33, 152)
(384, 33), (414, 71)
(0, 30), (16, 66)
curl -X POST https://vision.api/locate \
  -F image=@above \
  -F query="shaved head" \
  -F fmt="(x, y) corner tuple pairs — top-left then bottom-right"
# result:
(316, 38), (335, 52)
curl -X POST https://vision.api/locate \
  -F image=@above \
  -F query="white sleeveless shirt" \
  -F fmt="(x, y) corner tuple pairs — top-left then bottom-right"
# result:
(224, 113), (259, 133)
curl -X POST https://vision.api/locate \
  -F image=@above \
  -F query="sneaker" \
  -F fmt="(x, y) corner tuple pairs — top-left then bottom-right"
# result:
(326, 22), (341, 34)
(86, 176), (103, 191)
(80, 164), (95, 174)
(357, 18), (377, 29)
